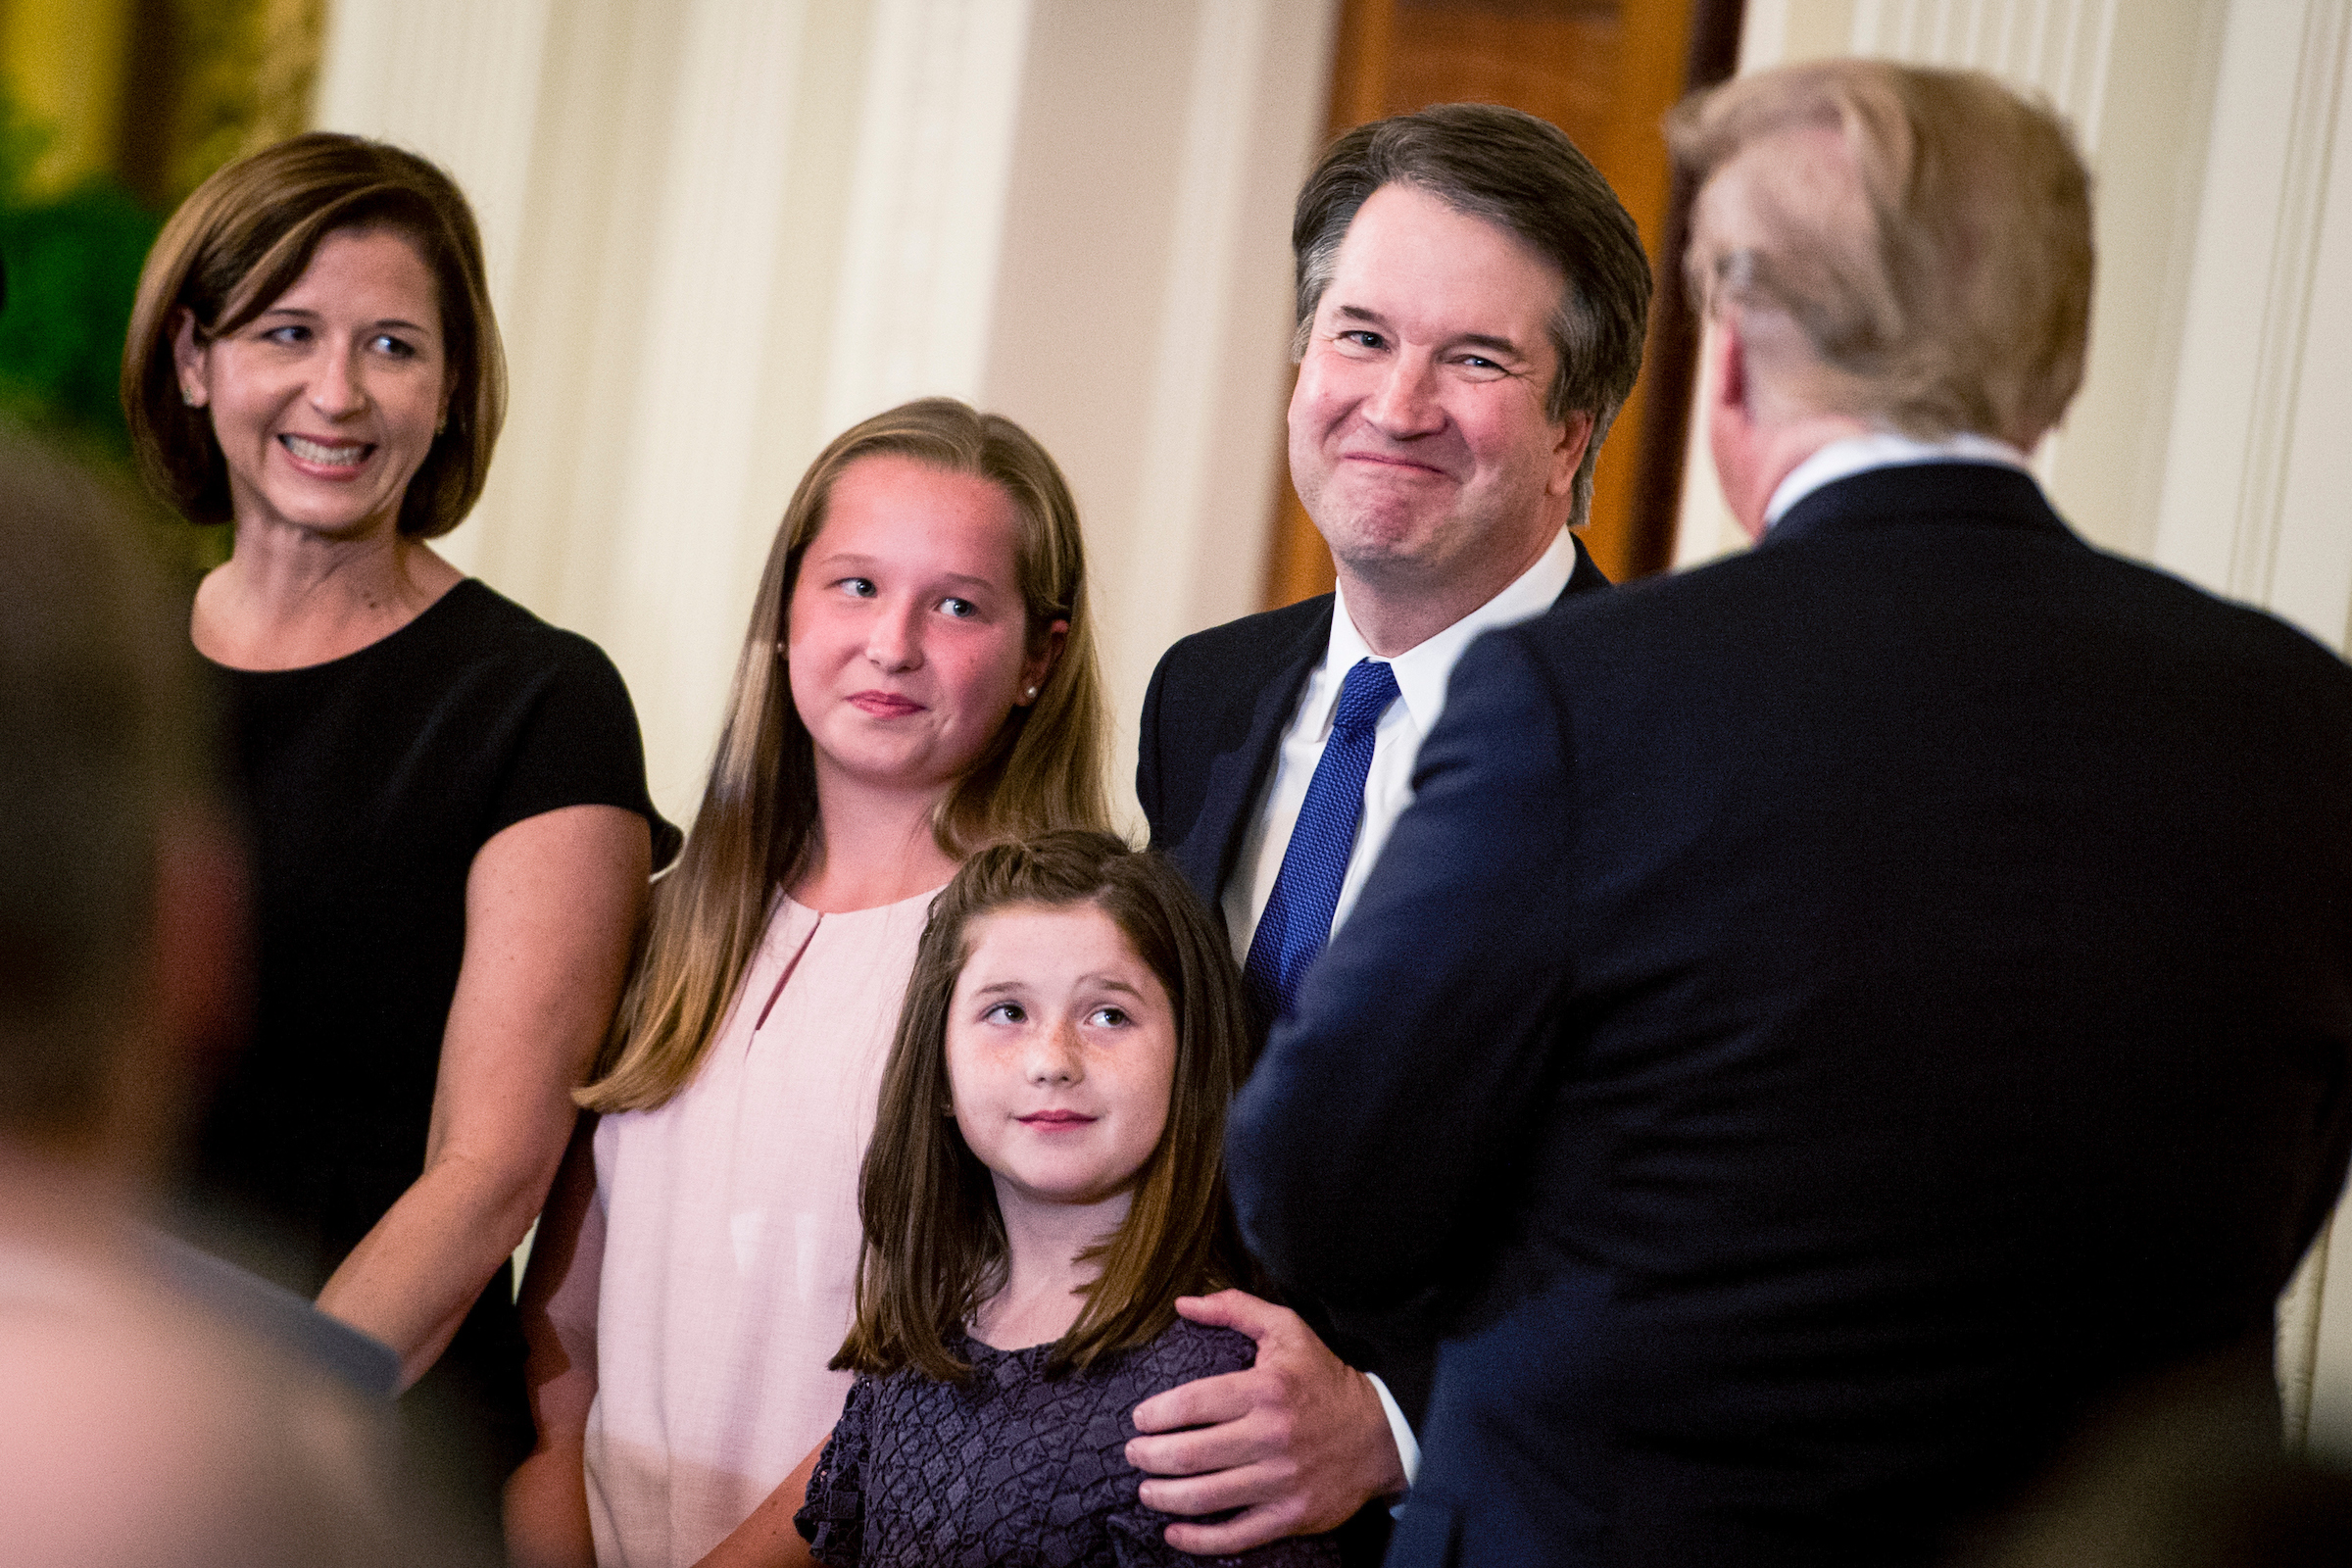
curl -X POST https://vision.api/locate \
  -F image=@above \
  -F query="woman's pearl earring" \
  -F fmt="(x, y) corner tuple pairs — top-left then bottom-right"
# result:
(1024, 686), (1039, 702)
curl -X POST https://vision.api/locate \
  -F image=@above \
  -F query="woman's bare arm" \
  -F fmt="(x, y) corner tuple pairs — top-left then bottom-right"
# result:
(315, 804), (647, 1380)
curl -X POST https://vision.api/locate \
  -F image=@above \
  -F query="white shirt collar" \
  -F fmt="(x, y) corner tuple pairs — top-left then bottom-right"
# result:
(1326, 525), (1580, 732)
(1764, 430), (2032, 530)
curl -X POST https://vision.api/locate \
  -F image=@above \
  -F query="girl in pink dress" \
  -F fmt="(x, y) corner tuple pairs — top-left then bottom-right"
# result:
(509, 399), (1112, 1568)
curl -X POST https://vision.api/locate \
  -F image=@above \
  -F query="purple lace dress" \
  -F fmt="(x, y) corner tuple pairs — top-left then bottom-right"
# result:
(795, 1317), (1344, 1567)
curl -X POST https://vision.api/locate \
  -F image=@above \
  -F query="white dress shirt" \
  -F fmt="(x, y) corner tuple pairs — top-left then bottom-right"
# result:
(1764, 429), (2033, 529)
(1224, 525), (1584, 961)
(1232, 526), (1580, 958)
(1221, 526), (1580, 1487)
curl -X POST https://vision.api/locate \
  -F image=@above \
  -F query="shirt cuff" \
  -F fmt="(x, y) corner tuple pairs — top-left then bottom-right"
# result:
(1365, 1372), (1420, 1489)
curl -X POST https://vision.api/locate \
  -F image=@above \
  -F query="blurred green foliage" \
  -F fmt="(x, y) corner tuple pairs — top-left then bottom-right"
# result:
(0, 91), (162, 470)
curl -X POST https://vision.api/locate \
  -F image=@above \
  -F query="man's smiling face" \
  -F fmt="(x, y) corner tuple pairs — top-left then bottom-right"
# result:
(1287, 180), (1592, 606)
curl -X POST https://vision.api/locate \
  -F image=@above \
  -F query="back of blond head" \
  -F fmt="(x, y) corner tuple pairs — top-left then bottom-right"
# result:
(1669, 59), (2093, 447)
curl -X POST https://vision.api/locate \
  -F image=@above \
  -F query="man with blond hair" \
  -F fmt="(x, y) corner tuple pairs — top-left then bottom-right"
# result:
(1229, 60), (2352, 1566)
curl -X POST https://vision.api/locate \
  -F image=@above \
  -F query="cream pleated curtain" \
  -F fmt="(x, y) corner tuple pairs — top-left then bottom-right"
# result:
(313, 0), (1340, 835)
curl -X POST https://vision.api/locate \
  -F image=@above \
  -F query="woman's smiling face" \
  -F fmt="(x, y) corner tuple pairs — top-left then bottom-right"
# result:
(174, 224), (449, 543)
(785, 454), (1062, 806)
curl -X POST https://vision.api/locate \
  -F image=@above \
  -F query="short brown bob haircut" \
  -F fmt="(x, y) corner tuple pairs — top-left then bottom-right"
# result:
(1291, 103), (1653, 530)
(121, 131), (505, 538)
(835, 831), (1254, 1382)
(1668, 60), (2094, 447)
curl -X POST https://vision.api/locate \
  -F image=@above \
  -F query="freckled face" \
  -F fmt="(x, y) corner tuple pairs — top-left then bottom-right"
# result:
(785, 455), (1061, 804)
(1287, 181), (1592, 594)
(946, 904), (1177, 1219)
(173, 225), (449, 543)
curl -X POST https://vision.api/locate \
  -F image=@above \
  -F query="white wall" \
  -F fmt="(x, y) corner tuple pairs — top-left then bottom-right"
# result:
(981, 0), (1336, 832)
(315, 0), (1337, 832)
(1671, 0), (2352, 1458)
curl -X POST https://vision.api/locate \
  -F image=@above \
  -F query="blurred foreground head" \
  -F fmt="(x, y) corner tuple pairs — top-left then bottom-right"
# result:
(0, 432), (463, 1567)
(1, 1287), (423, 1568)
(1962, 1351), (2352, 1568)
(0, 429), (222, 1174)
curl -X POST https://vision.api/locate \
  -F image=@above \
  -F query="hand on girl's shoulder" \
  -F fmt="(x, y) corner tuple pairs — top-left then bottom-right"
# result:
(1109, 1319), (1346, 1568)
(1123, 1314), (1261, 1390)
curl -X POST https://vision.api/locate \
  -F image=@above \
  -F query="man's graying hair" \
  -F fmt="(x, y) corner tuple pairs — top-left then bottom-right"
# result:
(1291, 104), (1653, 528)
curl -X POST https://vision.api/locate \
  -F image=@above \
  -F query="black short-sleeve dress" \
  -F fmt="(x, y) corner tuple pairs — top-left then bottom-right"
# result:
(796, 1317), (1345, 1567)
(182, 579), (677, 1496)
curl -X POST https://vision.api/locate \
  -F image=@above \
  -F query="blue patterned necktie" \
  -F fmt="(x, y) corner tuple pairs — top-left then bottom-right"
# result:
(1243, 657), (1402, 1026)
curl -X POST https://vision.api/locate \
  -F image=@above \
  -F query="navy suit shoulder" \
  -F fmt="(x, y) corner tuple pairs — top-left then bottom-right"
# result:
(1233, 465), (2352, 1566)
(1517, 464), (2352, 728)
(1138, 594), (1333, 906)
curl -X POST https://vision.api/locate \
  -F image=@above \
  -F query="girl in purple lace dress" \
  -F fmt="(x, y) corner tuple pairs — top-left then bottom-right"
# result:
(719, 832), (1339, 1567)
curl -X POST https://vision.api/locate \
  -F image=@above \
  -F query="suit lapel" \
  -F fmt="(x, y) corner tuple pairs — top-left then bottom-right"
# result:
(1185, 543), (1604, 902)
(1185, 540), (1608, 906)
(1180, 598), (1332, 905)
(1558, 534), (1611, 601)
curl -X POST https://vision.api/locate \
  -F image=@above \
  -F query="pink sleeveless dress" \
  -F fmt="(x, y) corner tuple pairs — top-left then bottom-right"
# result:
(577, 886), (939, 1568)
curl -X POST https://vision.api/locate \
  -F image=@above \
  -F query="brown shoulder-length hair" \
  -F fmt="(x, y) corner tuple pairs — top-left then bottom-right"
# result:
(579, 399), (1111, 1113)
(121, 131), (505, 538)
(836, 831), (1255, 1382)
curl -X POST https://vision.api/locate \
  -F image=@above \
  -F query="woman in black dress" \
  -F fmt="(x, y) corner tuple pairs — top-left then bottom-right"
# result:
(120, 133), (673, 1522)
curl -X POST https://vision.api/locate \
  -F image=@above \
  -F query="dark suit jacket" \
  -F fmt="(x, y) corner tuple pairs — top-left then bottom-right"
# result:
(1135, 535), (1609, 1426)
(1228, 465), (2352, 1567)
(1137, 535), (1611, 921)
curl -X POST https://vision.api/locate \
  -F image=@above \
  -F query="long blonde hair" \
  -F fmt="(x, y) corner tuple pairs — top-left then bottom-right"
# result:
(580, 399), (1111, 1113)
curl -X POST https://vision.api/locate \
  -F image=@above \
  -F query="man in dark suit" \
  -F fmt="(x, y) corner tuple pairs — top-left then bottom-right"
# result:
(1229, 60), (2352, 1567)
(1123, 105), (1653, 1554)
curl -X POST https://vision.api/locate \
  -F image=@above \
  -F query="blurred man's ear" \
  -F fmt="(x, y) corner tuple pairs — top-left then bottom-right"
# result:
(107, 807), (249, 1181)
(1703, 315), (1771, 541)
